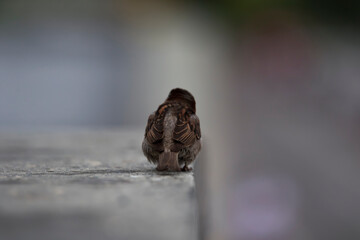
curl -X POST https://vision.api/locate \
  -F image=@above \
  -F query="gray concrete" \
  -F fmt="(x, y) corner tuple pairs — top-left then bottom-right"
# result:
(0, 129), (197, 240)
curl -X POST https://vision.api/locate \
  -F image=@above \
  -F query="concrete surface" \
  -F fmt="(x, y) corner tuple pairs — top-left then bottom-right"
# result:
(0, 129), (197, 240)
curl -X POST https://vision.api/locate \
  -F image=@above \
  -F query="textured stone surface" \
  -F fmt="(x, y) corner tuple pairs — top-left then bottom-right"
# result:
(0, 129), (197, 240)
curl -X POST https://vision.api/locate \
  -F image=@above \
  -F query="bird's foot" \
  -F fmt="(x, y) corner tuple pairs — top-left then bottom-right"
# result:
(181, 165), (192, 172)
(156, 165), (168, 171)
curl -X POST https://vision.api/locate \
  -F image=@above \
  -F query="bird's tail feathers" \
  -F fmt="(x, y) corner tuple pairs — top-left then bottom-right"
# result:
(156, 151), (180, 171)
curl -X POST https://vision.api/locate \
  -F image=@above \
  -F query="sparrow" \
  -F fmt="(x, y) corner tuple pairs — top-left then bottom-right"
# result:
(142, 88), (201, 172)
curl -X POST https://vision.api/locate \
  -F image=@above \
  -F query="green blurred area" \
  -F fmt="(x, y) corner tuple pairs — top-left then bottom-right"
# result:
(0, 0), (359, 26)
(202, 0), (360, 26)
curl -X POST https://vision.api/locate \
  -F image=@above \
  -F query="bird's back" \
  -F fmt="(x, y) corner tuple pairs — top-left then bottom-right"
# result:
(145, 101), (200, 153)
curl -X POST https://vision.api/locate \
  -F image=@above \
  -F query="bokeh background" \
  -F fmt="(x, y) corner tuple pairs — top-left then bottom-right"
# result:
(1, 1), (360, 240)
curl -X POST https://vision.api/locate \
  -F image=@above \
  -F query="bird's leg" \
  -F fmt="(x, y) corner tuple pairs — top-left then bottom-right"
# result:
(181, 162), (192, 172)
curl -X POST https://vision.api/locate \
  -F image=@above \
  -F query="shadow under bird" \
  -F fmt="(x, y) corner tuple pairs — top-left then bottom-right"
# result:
(142, 88), (201, 171)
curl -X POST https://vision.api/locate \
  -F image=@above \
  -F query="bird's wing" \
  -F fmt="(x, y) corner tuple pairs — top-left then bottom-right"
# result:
(145, 112), (164, 145)
(173, 112), (201, 149)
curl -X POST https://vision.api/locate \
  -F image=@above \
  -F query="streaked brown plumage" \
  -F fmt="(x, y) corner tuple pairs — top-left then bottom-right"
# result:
(142, 88), (201, 171)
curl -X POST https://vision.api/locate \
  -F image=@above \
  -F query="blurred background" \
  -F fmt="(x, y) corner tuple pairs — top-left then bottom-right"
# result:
(1, 0), (360, 240)
(0, 0), (222, 128)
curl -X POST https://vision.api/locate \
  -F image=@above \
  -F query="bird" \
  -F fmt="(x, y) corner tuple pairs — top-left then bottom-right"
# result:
(142, 88), (201, 172)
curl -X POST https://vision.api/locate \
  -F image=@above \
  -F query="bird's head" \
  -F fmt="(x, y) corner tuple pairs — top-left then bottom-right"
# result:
(166, 88), (196, 113)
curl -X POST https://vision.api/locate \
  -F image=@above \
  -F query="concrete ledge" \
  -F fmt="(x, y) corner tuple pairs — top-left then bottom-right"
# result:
(0, 130), (197, 240)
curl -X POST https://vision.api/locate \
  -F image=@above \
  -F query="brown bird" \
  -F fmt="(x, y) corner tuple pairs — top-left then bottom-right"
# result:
(142, 88), (201, 171)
